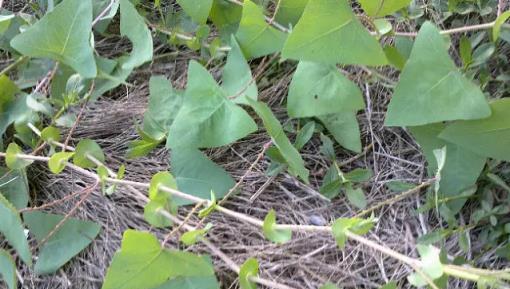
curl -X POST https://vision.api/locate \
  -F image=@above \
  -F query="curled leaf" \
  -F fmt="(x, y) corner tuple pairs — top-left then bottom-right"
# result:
(5, 143), (33, 170)
(48, 152), (74, 174)
(262, 209), (292, 244)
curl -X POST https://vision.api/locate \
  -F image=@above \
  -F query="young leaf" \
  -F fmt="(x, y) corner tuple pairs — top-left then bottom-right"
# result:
(180, 223), (213, 246)
(439, 98), (510, 161)
(0, 194), (31, 265)
(274, 0), (308, 26)
(5, 143), (33, 170)
(149, 172), (177, 200)
(198, 192), (217, 218)
(23, 211), (100, 274)
(176, 0), (213, 24)
(358, 0), (411, 17)
(126, 135), (162, 159)
(380, 281), (397, 289)
(143, 76), (183, 140)
(144, 195), (176, 228)
(262, 209), (292, 244)
(119, 0), (153, 69)
(171, 148), (235, 205)
(248, 99), (309, 183)
(318, 112), (362, 153)
(102, 230), (214, 289)
(385, 22), (491, 126)
(239, 258), (258, 289)
(493, 11), (510, 41)
(332, 217), (375, 249)
(345, 184), (367, 209)
(0, 249), (16, 289)
(281, 0), (387, 66)
(40, 126), (61, 144)
(235, 0), (287, 58)
(73, 139), (105, 168)
(167, 61), (257, 149)
(319, 133), (336, 161)
(222, 36), (258, 104)
(287, 62), (364, 118)
(48, 152), (74, 174)
(10, 0), (96, 78)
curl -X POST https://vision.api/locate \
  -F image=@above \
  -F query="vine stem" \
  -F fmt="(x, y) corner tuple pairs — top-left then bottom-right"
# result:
(1, 150), (507, 285)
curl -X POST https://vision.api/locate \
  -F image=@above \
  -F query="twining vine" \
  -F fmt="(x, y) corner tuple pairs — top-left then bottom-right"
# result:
(1, 0), (510, 289)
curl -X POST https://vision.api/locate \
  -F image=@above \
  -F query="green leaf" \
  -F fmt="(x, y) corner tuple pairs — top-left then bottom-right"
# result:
(10, 0), (96, 78)
(319, 133), (336, 160)
(144, 195), (176, 228)
(318, 112), (361, 153)
(73, 139), (105, 168)
(235, 0), (287, 58)
(48, 152), (74, 174)
(180, 223), (213, 246)
(274, 0), (308, 26)
(332, 217), (375, 249)
(0, 194), (31, 265)
(383, 45), (406, 70)
(410, 123), (486, 213)
(23, 211), (100, 274)
(0, 249), (16, 289)
(210, 0), (242, 40)
(439, 98), (510, 161)
(143, 76), (183, 140)
(344, 168), (372, 183)
(493, 11), (510, 41)
(358, 0), (411, 17)
(287, 62), (364, 118)
(154, 257), (220, 289)
(40, 126), (61, 144)
(385, 22), (491, 127)
(167, 61), (257, 149)
(320, 165), (342, 199)
(0, 14), (15, 35)
(294, 121), (315, 150)
(459, 35), (472, 67)
(222, 36), (258, 104)
(345, 184), (367, 209)
(171, 148), (235, 205)
(281, 0), (387, 66)
(380, 281), (397, 289)
(102, 230), (214, 289)
(92, 56), (134, 100)
(239, 258), (258, 289)
(6, 143), (33, 170)
(262, 209), (292, 244)
(119, 0), (153, 70)
(149, 172), (178, 199)
(408, 245), (443, 286)
(374, 18), (392, 35)
(126, 129), (163, 159)
(176, 0), (213, 24)
(248, 99), (309, 183)
(319, 283), (340, 289)
(0, 168), (29, 209)
(0, 74), (18, 112)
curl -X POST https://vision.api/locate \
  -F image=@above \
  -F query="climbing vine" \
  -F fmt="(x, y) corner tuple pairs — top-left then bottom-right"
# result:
(1, 0), (510, 289)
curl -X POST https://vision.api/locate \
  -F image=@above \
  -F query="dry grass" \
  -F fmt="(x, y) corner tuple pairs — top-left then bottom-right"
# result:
(2, 1), (509, 289)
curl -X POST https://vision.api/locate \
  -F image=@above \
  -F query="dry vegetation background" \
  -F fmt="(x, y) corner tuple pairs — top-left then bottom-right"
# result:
(1, 0), (509, 288)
